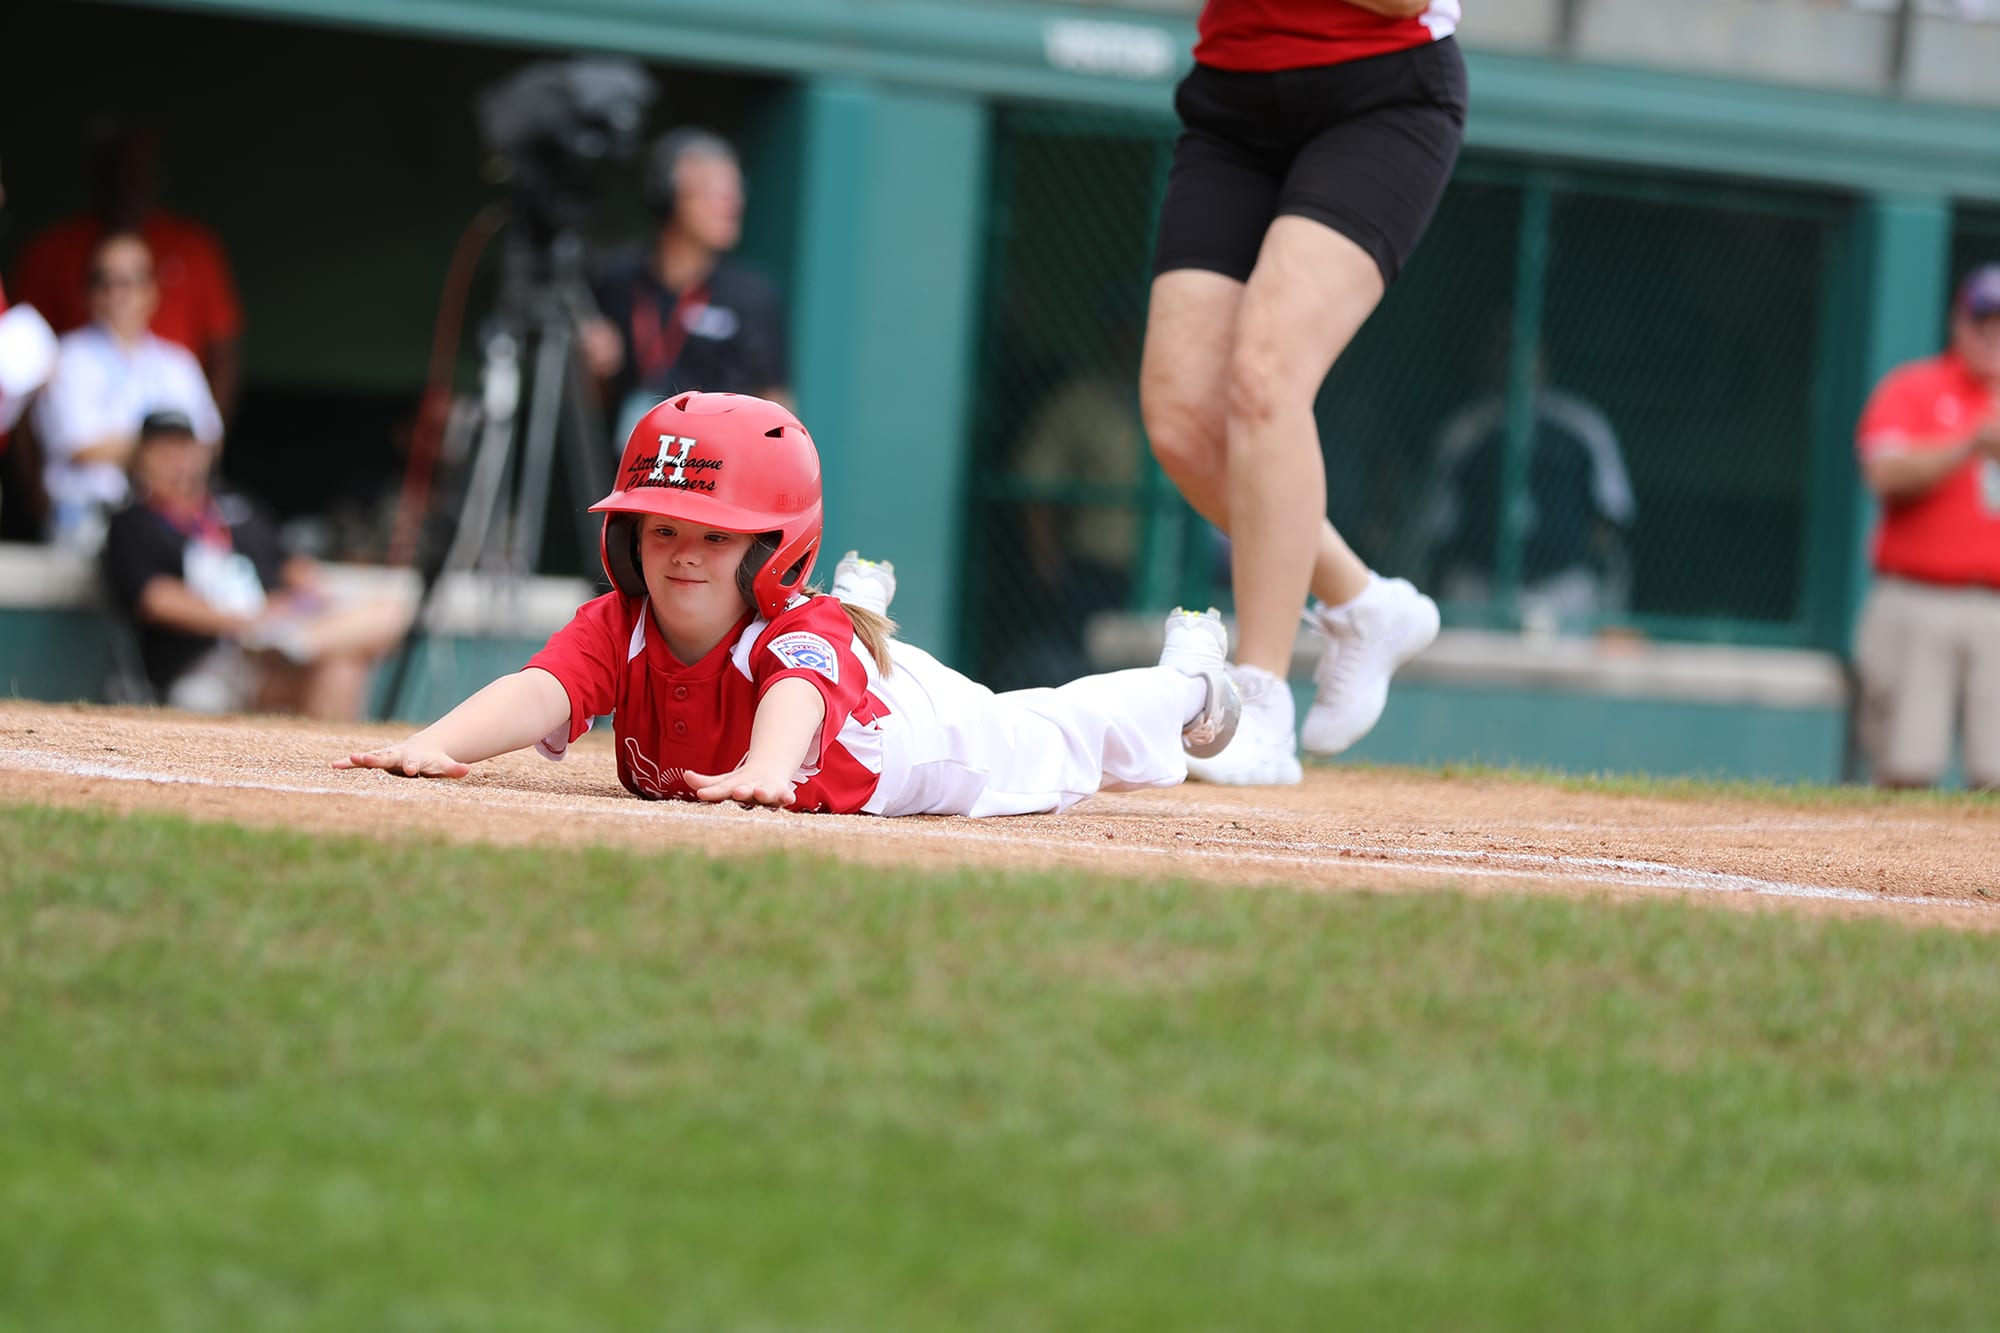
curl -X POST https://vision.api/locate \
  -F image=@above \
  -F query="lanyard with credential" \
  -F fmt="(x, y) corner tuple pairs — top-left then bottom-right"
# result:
(631, 281), (709, 390)
(148, 496), (232, 550)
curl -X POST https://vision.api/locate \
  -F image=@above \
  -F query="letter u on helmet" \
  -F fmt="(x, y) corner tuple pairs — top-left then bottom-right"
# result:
(590, 391), (823, 618)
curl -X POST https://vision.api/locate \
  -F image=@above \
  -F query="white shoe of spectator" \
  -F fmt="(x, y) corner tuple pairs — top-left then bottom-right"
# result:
(831, 550), (896, 616)
(1185, 663), (1303, 786)
(1300, 576), (1439, 757)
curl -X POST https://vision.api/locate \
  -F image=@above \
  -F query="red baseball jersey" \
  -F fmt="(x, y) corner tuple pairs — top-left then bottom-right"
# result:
(1195, 0), (1461, 71)
(526, 591), (892, 811)
(1857, 351), (2000, 588)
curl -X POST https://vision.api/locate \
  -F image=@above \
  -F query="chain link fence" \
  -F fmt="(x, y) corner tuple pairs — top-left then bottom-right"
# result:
(962, 104), (1874, 688)
(962, 110), (1170, 690)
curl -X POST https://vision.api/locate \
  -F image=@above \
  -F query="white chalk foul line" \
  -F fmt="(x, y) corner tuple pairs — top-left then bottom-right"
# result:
(0, 746), (1977, 909)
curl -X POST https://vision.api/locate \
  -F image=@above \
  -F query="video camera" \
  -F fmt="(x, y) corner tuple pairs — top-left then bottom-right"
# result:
(476, 57), (657, 243)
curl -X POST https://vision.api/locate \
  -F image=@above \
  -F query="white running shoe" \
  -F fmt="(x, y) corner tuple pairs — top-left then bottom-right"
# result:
(831, 550), (897, 615)
(1300, 576), (1439, 756)
(1185, 663), (1303, 786)
(1160, 608), (1241, 759)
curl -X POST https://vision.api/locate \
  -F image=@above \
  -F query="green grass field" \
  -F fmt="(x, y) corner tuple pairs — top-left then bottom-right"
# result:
(4, 801), (1998, 1331)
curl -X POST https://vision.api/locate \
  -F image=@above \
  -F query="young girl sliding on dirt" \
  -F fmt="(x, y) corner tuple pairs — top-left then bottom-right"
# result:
(336, 392), (1238, 816)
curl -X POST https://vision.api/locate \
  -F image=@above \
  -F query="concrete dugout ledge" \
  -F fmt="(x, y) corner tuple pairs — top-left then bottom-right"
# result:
(1083, 613), (1850, 712)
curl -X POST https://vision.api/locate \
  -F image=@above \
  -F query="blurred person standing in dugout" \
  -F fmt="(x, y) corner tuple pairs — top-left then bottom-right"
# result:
(12, 126), (245, 424)
(1139, 0), (1467, 786)
(1853, 263), (2000, 791)
(580, 128), (790, 446)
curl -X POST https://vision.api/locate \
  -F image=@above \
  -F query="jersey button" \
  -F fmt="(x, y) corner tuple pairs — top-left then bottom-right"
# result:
(672, 719), (688, 736)
(673, 685), (689, 701)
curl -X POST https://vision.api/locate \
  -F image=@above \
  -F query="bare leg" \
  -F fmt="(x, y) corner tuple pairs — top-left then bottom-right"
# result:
(1140, 264), (1376, 632)
(1139, 269), (1241, 527)
(1225, 218), (1385, 674)
(299, 654), (374, 721)
(294, 595), (412, 659)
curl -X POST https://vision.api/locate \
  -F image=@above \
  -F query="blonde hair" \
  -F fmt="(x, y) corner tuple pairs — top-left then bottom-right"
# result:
(809, 588), (895, 676)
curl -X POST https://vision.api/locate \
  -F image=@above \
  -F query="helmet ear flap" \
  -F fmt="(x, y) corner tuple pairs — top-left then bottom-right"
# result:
(736, 533), (779, 611)
(601, 514), (647, 596)
(771, 537), (819, 603)
(744, 518), (820, 618)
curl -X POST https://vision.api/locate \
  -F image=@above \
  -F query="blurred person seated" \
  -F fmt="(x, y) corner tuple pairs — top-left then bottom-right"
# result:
(997, 372), (1146, 688)
(581, 128), (789, 445)
(11, 124), (244, 421)
(103, 411), (411, 720)
(33, 231), (222, 551)
(1403, 358), (1635, 629)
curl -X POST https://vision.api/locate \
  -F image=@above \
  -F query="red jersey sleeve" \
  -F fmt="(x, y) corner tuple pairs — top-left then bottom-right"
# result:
(750, 596), (873, 767)
(524, 591), (636, 746)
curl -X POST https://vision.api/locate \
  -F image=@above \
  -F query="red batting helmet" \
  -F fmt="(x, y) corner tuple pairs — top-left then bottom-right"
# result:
(590, 392), (823, 618)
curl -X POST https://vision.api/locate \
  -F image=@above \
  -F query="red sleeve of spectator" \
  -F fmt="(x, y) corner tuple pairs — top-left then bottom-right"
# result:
(11, 222), (92, 333)
(524, 592), (633, 744)
(751, 597), (872, 767)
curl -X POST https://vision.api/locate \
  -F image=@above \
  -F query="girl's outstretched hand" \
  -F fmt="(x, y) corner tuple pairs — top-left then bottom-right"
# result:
(334, 743), (472, 779)
(684, 763), (799, 809)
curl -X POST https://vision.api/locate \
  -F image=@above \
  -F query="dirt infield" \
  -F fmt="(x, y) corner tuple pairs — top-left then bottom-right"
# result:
(4, 701), (1996, 929)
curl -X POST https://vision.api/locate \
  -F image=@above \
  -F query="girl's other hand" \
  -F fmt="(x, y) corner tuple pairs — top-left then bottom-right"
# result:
(684, 763), (799, 808)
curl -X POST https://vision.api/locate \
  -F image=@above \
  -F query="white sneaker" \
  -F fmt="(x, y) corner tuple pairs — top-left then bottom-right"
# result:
(1160, 608), (1241, 759)
(239, 616), (316, 665)
(831, 550), (896, 615)
(1300, 576), (1439, 756)
(1185, 664), (1302, 786)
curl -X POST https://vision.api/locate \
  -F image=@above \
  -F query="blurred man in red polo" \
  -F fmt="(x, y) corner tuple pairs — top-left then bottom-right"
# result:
(1853, 263), (2000, 789)
(11, 127), (243, 424)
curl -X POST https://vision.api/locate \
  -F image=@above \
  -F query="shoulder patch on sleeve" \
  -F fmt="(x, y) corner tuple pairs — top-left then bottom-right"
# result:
(768, 630), (840, 683)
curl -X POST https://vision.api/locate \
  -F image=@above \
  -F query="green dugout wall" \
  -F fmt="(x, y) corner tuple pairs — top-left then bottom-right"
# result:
(10, 0), (2000, 776)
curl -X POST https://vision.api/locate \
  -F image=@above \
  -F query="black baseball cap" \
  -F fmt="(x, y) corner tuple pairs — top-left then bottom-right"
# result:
(1959, 263), (2000, 319)
(137, 409), (200, 441)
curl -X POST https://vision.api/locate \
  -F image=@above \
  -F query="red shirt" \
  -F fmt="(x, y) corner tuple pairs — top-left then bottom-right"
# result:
(1857, 351), (2000, 587)
(1195, 0), (1460, 71)
(11, 212), (244, 359)
(526, 591), (892, 812)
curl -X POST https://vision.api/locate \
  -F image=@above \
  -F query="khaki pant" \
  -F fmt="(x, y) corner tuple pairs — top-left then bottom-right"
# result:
(1854, 577), (2000, 788)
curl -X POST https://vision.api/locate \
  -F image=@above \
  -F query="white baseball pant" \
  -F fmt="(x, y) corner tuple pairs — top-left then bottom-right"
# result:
(861, 642), (1203, 817)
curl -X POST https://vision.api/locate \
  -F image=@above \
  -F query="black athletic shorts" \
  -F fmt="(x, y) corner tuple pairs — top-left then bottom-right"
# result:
(1152, 38), (1468, 286)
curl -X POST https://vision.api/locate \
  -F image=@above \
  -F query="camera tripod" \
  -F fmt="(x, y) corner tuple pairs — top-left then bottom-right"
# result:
(377, 226), (613, 721)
